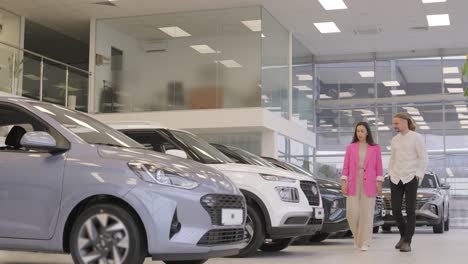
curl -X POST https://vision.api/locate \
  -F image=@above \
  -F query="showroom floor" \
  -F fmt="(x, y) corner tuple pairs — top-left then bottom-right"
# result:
(0, 229), (466, 264)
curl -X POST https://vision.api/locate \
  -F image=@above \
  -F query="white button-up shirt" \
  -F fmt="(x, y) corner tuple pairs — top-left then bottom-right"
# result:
(388, 130), (428, 185)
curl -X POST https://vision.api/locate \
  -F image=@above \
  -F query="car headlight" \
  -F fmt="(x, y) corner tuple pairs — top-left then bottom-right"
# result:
(330, 200), (340, 215)
(260, 173), (296, 183)
(275, 187), (300, 203)
(128, 161), (199, 189)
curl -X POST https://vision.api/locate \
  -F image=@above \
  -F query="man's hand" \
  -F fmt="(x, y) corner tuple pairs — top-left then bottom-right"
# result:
(377, 182), (383, 196)
(341, 180), (347, 195)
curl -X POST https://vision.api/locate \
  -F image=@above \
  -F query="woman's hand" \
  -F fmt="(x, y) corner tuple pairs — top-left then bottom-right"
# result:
(341, 180), (347, 195)
(377, 181), (383, 196)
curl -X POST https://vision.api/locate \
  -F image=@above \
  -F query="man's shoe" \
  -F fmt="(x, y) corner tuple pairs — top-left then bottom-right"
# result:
(395, 239), (405, 249)
(400, 242), (412, 252)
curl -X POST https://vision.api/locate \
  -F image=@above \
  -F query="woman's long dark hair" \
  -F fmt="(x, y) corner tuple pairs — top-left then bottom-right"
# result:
(352, 122), (376, 145)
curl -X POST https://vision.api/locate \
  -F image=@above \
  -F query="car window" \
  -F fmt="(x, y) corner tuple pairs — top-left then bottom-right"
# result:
(30, 102), (141, 148)
(229, 147), (277, 168)
(212, 144), (248, 164)
(0, 104), (52, 151)
(124, 131), (183, 154)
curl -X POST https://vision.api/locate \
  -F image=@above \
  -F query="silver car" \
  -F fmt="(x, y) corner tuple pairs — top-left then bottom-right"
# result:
(0, 96), (246, 264)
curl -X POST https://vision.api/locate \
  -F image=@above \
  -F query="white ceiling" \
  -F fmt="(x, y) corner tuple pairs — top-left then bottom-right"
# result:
(1, 0), (468, 56)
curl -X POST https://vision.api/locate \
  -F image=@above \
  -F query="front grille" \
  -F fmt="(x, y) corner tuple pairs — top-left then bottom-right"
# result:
(300, 181), (320, 206)
(308, 218), (323, 225)
(200, 194), (246, 225)
(198, 228), (245, 245)
(383, 197), (426, 211)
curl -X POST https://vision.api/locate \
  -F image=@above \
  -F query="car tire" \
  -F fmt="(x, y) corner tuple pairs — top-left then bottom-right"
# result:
(309, 232), (329, 243)
(444, 206), (450, 232)
(433, 208), (445, 234)
(260, 238), (293, 252)
(373, 226), (380, 234)
(381, 225), (391, 232)
(164, 260), (207, 264)
(232, 205), (265, 258)
(70, 203), (147, 264)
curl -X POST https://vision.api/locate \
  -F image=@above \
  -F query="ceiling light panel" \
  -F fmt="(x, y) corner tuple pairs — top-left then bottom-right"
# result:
(294, 85), (313, 91)
(314, 22), (341, 33)
(390, 90), (406, 95)
(427, 14), (450, 27)
(318, 0), (348, 10)
(242, 20), (262, 32)
(359, 71), (374, 78)
(443, 67), (459, 74)
(383, 81), (401, 87)
(422, 0), (447, 3)
(297, 74), (313, 81)
(448, 88), (464, 94)
(190, 45), (216, 54)
(444, 78), (462, 84)
(159, 26), (191, 38)
(217, 60), (242, 68)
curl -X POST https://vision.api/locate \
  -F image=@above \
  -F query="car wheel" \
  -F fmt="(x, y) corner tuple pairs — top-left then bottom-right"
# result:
(70, 203), (147, 264)
(164, 260), (207, 264)
(381, 225), (391, 232)
(373, 226), (380, 234)
(232, 205), (265, 258)
(444, 207), (450, 232)
(309, 232), (329, 243)
(433, 207), (445, 234)
(259, 238), (293, 252)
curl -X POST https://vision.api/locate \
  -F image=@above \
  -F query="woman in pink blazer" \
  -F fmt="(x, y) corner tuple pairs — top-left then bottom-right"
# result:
(341, 121), (384, 251)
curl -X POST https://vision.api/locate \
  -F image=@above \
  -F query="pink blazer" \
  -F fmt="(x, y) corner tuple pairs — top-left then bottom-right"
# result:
(342, 143), (384, 197)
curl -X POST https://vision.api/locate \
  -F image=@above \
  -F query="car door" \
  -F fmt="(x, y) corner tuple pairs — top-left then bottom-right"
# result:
(0, 103), (66, 239)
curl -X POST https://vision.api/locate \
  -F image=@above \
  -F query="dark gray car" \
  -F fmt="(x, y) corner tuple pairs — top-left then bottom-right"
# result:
(0, 96), (246, 264)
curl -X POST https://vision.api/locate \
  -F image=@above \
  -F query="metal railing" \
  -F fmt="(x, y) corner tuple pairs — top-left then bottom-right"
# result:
(0, 40), (91, 112)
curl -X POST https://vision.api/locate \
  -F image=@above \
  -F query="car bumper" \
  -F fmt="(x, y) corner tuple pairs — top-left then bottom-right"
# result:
(125, 185), (246, 260)
(321, 218), (349, 234)
(383, 208), (442, 226)
(268, 207), (324, 239)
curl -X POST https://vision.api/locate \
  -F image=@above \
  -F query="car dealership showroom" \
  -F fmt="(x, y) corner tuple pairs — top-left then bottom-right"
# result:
(0, 0), (468, 263)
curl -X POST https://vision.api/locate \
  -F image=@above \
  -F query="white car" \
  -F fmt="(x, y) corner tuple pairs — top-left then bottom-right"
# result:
(98, 120), (324, 257)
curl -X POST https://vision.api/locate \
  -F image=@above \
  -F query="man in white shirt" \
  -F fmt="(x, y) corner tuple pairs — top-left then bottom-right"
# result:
(388, 112), (428, 253)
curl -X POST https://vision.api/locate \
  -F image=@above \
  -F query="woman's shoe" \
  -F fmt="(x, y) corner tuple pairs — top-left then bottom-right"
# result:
(360, 245), (369, 251)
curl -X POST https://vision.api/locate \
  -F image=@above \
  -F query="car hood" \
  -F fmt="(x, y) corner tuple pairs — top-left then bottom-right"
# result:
(208, 163), (316, 182)
(97, 146), (238, 193)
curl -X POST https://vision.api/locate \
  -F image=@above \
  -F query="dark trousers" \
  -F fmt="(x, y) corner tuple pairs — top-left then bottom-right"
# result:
(390, 176), (419, 243)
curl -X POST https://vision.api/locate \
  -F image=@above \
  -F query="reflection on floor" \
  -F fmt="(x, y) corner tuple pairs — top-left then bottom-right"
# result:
(450, 197), (468, 229)
(0, 228), (466, 264)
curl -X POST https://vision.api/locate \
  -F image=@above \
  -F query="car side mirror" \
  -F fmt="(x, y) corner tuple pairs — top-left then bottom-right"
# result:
(20, 132), (60, 152)
(165, 149), (188, 159)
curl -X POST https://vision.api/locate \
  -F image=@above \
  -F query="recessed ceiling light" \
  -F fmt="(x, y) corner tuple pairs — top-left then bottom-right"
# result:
(339, 92), (354, 98)
(455, 105), (468, 113)
(320, 124), (333, 127)
(378, 126), (391, 131)
(427, 14), (450, 27)
(294, 85), (313, 91)
(383, 81), (401, 87)
(297, 74), (313, 81)
(462, 126), (468, 129)
(242, 20), (262, 32)
(420, 126), (431, 130)
(444, 78), (462, 84)
(216, 60), (242, 68)
(306, 95), (314, 99)
(412, 116), (425, 121)
(261, 33), (266, 38)
(390, 89), (406, 96)
(366, 117), (377, 121)
(448, 88), (464, 94)
(460, 120), (468, 125)
(458, 113), (468, 119)
(320, 94), (332, 99)
(159, 26), (191, 38)
(359, 71), (374, 78)
(376, 122), (385, 126)
(190, 45), (217, 54)
(362, 112), (375, 117)
(422, 0), (447, 3)
(314, 22), (341, 33)
(318, 0), (348, 10)
(416, 121), (427, 125)
(443, 67), (459, 74)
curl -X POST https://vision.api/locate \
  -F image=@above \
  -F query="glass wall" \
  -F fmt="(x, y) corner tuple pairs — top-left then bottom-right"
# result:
(292, 36), (314, 131)
(0, 9), (21, 94)
(94, 7), (263, 113)
(261, 9), (289, 119)
(316, 54), (468, 189)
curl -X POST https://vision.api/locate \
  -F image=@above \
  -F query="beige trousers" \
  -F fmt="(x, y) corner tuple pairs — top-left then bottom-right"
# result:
(346, 168), (376, 248)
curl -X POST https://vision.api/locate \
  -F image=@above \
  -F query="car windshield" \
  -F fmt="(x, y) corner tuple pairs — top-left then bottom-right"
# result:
(30, 102), (143, 148)
(229, 147), (277, 168)
(285, 162), (314, 177)
(382, 174), (438, 189)
(170, 130), (233, 164)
